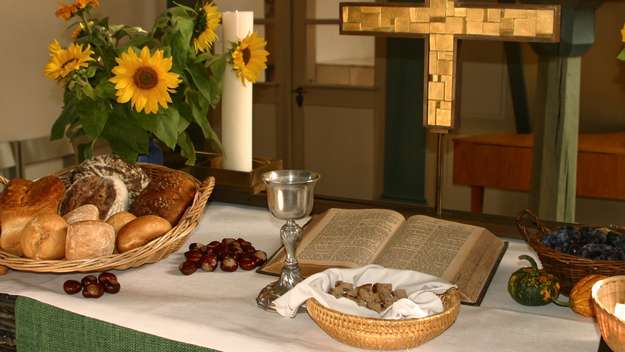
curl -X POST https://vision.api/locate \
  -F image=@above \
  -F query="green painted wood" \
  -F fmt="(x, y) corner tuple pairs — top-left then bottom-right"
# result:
(529, 56), (581, 222)
(528, 1), (604, 222)
(383, 35), (427, 204)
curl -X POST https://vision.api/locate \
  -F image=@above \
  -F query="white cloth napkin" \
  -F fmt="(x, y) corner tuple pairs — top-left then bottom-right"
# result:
(274, 265), (456, 320)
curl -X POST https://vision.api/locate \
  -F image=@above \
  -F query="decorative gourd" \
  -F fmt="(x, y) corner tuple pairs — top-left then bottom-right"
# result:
(569, 274), (608, 317)
(508, 255), (566, 306)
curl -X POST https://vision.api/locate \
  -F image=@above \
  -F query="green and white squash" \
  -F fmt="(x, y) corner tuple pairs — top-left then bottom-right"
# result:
(507, 255), (567, 306)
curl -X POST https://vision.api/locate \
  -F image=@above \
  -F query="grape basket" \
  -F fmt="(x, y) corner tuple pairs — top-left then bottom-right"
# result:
(516, 209), (625, 294)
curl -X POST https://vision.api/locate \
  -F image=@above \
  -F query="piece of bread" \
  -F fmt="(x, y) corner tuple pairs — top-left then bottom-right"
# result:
(0, 176), (65, 256)
(106, 211), (136, 233)
(116, 215), (172, 253)
(20, 213), (68, 260)
(72, 154), (150, 199)
(60, 175), (129, 221)
(65, 220), (115, 260)
(130, 171), (197, 225)
(63, 204), (100, 224)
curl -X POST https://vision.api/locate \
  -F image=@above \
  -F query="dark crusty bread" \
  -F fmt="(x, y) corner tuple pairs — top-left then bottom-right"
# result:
(71, 154), (149, 200)
(60, 175), (129, 220)
(130, 171), (197, 225)
(0, 176), (65, 256)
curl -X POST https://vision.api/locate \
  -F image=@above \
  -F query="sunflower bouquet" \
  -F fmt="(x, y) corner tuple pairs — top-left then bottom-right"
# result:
(46, 0), (268, 165)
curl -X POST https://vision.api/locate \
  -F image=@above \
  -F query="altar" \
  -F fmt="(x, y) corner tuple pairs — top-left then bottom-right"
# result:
(0, 202), (601, 351)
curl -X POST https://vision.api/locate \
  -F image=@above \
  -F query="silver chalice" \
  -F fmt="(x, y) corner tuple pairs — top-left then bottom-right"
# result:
(256, 170), (320, 311)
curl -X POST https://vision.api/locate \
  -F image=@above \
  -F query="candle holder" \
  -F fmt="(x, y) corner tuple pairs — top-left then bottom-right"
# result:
(256, 170), (320, 311)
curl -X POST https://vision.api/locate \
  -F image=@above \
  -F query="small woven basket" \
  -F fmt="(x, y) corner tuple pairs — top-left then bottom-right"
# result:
(0, 163), (214, 273)
(306, 288), (461, 350)
(516, 209), (625, 294)
(592, 276), (625, 352)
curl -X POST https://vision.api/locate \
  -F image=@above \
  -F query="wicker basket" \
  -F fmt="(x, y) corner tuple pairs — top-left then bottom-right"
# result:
(516, 209), (625, 294)
(0, 163), (214, 273)
(592, 276), (625, 352)
(306, 288), (461, 350)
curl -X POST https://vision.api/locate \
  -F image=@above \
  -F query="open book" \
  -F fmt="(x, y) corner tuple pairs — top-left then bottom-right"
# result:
(259, 208), (507, 305)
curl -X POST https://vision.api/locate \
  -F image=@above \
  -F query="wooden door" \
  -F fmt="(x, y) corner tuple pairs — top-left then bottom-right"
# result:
(291, 0), (385, 200)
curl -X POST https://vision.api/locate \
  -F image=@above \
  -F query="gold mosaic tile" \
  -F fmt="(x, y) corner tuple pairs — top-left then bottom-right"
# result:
(340, 1), (560, 129)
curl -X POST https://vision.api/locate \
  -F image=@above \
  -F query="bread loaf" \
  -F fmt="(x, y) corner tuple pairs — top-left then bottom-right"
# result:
(20, 213), (68, 260)
(72, 154), (149, 199)
(63, 204), (100, 224)
(116, 215), (172, 253)
(106, 211), (136, 233)
(130, 171), (196, 225)
(0, 176), (65, 256)
(65, 221), (115, 260)
(61, 175), (129, 221)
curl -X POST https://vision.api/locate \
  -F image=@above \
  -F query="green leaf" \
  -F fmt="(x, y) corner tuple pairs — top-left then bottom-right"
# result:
(95, 80), (115, 100)
(51, 102), (78, 140)
(185, 58), (225, 107)
(618, 48), (625, 61)
(168, 15), (194, 72)
(132, 107), (182, 150)
(76, 99), (109, 139)
(207, 55), (226, 107)
(177, 131), (196, 166)
(76, 143), (93, 163)
(101, 107), (149, 162)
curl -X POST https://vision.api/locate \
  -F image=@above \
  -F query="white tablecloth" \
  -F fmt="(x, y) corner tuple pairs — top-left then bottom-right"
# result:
(0, 203), (601, 351)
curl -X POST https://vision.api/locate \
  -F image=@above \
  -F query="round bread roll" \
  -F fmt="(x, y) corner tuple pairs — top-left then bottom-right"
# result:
(63, 204), (99, 224)
(65, 221), (115, 260)
(106, 211), (136, 233)
(116, 215), (172, 253)
(20, 213), (68, 260)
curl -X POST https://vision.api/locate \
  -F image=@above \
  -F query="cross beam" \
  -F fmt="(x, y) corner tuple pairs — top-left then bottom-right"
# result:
(340, 1), (561, 131)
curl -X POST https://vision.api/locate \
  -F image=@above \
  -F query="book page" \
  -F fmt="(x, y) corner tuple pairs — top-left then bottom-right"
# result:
(373, 215), (504, 303)
(373, 215), (483, 278)
(296, 208), (405, 267)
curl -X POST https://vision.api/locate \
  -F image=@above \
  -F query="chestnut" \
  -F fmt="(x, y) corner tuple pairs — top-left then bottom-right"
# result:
(253, 250), (268, 266)
(188, 242), (204, 251)
(179, 260), (198, 275)
(206, 241), (221, 250)
(98, 272), (118, 285)
(103, 281), (121, 294)
(63, 280), (82, 295)
(220, 256), (238, 272)
(238, 256), (257, 271)
(200, 254), (218, 272)
(221, 238), (236, 246)
(237, 238), (252, 247)
(184, 250), (203, 263)
(81, 275), (98, 287)
(82, 283), (104, 298)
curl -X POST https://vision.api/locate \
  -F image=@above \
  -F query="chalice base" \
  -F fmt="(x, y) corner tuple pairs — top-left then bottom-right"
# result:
(256, 263), (305, 312)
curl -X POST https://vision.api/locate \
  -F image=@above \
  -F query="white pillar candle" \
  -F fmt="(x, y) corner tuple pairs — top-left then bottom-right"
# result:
(221, 11), (254, 172)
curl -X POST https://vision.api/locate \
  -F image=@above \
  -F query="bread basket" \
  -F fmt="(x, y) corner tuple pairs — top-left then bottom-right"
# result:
(592, 276), (625, 352)
(306, 288), (461, 350)
(0, 163), (214, 272)
(516, 209), (625, 294)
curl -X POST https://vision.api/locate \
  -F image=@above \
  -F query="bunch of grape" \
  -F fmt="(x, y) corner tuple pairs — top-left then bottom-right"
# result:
(542, 226), (625, 260)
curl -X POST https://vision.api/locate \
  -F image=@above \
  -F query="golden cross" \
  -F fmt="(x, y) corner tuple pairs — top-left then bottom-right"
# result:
(340, 1), (561, 131)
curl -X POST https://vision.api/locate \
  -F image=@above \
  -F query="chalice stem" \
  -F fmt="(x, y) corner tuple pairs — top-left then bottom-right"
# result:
(279, 219), (303, 288)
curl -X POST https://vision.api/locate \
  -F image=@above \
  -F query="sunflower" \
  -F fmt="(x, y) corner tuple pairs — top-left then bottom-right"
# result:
(231, 32), (269, 85)
(55, 0), (99, 20)
(72, 21), (93, 41)
(621, 23), (625, 43)
(109, 47), (181, 114)
(44, 40), (94, 80)
(192, 2), (221, 53)
(55, 3), (78, 21)
(76, 0), (100, 9)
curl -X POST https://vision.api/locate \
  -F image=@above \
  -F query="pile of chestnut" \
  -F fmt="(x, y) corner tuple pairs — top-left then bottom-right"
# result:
(63, 272), (121, 298)
(179, 238), (268, 275)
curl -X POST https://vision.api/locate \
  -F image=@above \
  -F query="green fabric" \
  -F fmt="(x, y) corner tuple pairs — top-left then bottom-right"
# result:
(15, 297), (217, 352)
